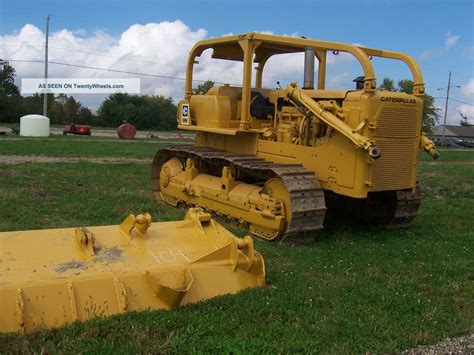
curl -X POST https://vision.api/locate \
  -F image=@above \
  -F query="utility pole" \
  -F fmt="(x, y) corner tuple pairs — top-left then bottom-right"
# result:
(438, 71), (460, 146)
(43, 15), (50, 117)
(441, 71), (451, 146)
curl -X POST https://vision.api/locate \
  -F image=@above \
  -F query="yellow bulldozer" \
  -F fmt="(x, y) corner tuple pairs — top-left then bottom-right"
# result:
(152, 32), (439, 243)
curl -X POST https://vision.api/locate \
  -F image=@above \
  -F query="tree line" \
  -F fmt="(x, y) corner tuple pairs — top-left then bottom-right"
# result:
(0, 60), (178, 130)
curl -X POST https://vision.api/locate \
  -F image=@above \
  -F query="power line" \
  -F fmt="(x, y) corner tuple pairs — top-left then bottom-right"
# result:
(3, 58), (241, 85)
(0, 42), (287, 76)
(2, 43), (201, 70)
(3, 42), (472, 89)
(433, 97), (474, 106)
(1, 41), (371, 84)
(449, 98), (474, 106)
(1, 42), (250, 76)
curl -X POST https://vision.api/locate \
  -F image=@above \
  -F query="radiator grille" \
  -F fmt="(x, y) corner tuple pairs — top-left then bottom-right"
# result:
(375, 107), (418, 138)
(370, 139), (416, 191)
(370, 107), (418, 191)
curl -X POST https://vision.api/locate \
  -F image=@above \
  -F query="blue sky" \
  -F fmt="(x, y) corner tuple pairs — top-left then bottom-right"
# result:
(1, 0), (473, 123)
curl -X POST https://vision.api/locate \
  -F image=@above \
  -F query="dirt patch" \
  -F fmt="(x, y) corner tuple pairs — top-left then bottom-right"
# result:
(0, 155), (150, 164)
(55, 260), (88, 273)
(54, 247), (123, 273)
(94, 246), (123, 263)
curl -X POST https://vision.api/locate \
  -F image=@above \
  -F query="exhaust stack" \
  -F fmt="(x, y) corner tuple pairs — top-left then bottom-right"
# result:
(303, 47), (315, 89)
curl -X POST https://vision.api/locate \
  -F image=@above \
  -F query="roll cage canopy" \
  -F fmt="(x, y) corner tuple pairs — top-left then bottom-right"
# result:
(185, 32), (425, 128)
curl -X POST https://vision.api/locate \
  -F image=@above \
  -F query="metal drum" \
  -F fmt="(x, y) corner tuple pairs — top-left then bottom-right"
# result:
(117, 123), (137, 139)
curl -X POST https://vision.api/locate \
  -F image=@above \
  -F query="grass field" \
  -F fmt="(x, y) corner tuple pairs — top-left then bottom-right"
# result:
(0, 135), (192, 159)
(0, 137), (473, 353)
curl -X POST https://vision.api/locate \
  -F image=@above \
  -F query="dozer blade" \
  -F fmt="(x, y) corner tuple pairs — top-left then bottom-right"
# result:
(0, 208), (265, 334)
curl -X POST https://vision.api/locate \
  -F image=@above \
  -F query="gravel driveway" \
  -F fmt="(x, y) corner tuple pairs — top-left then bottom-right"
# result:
(403, 333), (473, 354)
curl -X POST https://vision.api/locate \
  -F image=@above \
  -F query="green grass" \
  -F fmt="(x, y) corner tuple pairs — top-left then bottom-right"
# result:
(0, 163), (182, 232)
(0, 140), (473, 353)
(419, 148), (474, 162)
(0, 135), (178, 159)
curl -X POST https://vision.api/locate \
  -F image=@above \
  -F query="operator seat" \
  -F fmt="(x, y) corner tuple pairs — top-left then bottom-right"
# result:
(249, 91), (275, 119)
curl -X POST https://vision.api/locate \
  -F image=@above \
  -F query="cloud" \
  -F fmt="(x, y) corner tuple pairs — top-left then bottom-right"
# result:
(445, 31), (460, 50)
(420, 48), (443, 61)
(419, 31), (460, 61)
(1, 22), (358, 109)
(460, 78), (474, 97)
(458, 104), (474, 122)
(451, 77), (474, 122)
(0, 21), (210, 106)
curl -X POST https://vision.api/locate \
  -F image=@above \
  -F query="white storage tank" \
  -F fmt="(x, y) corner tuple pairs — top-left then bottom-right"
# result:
(20, 114), (50, 137)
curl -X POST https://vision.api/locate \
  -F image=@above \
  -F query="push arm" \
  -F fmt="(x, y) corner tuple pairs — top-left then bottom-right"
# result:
(420, 132), (440, 160)
(285, 82), (381, 159)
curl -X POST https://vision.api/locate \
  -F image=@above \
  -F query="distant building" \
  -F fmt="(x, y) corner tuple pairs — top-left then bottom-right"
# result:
(431, 125), (474, 147)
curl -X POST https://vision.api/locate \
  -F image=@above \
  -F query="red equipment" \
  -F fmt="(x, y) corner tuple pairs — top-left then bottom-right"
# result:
(117, 123), (137, 139)
(63, 123), (92, 136)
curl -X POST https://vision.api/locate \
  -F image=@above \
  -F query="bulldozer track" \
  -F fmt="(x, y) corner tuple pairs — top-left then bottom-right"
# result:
(328, 181), (421, 228)
(386, 181), (421, 228)
(152, 145), (327, 243)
